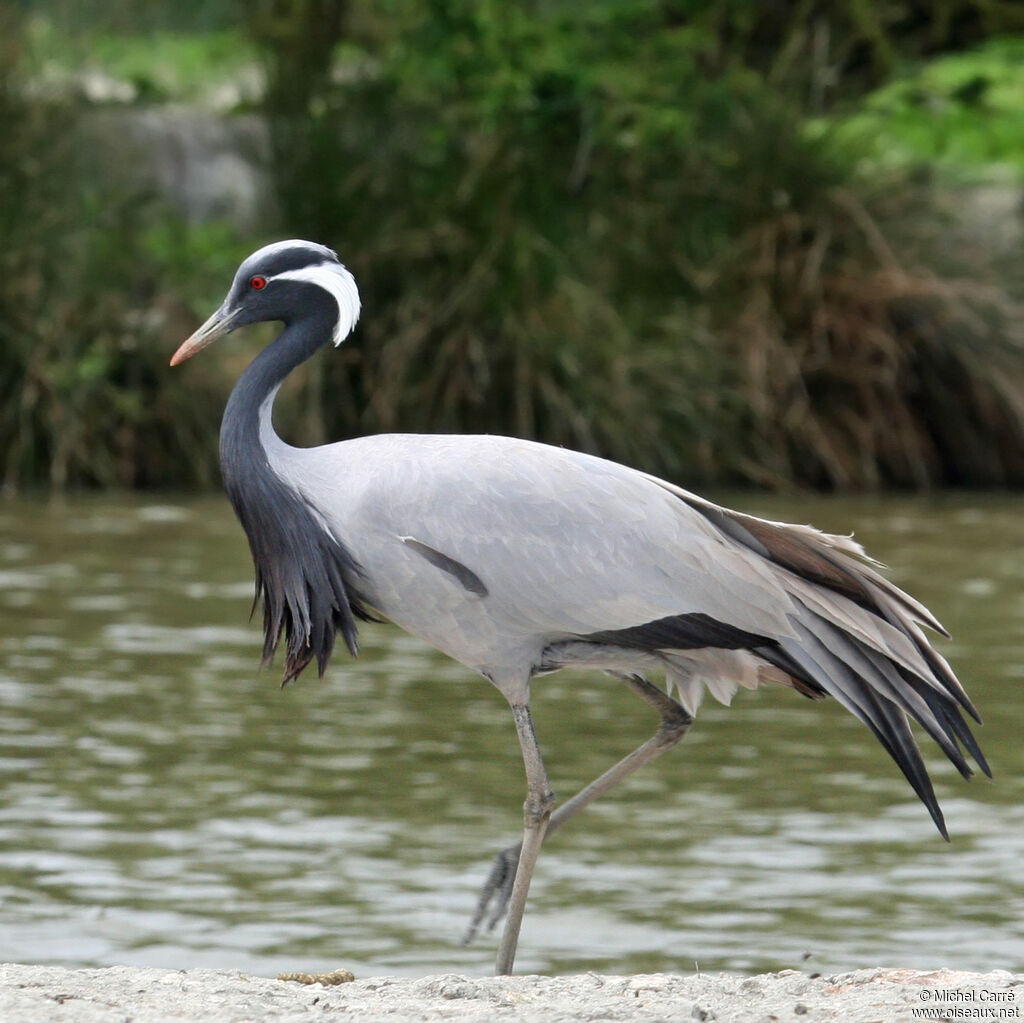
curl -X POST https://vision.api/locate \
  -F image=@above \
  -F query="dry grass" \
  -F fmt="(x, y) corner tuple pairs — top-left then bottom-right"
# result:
(716, 184), (1024, 488)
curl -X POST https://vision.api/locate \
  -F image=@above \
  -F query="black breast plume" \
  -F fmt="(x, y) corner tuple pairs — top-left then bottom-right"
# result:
(218, 305), (378, 685)
(224, 461), (378, 684)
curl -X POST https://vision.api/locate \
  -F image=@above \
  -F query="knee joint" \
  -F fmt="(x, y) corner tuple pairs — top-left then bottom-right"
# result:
(657, 707), (693, 746)
(523, 788), (556, 826)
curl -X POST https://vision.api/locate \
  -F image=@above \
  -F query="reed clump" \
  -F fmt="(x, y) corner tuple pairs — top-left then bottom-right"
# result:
(253, 2), (1024, 488)
(0, 15), (231, 491)
(3, 2), (1023, 491)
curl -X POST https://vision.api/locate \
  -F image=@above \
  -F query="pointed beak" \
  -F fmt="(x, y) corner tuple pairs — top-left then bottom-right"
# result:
(170, 305), (237, 366)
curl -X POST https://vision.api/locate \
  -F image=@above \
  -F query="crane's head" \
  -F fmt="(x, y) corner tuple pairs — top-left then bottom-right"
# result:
(170, 240), (361, 366)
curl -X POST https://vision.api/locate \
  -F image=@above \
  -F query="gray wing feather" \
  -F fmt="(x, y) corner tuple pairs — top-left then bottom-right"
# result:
(280, 433), (983, 834)
(776, 623), (950, 837)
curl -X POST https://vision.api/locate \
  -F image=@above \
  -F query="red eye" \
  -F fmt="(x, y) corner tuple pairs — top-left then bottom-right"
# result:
(249, 275), (267, 290)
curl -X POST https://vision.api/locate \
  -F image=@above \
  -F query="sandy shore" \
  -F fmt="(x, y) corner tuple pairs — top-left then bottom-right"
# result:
(0, 964), (1019, 1022)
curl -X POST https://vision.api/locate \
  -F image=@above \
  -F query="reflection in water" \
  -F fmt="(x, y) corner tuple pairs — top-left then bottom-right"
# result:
(0, 494), (1021, 976)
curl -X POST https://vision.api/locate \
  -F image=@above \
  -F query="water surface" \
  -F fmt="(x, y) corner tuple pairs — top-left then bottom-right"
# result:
(0, 492), (1021, 976)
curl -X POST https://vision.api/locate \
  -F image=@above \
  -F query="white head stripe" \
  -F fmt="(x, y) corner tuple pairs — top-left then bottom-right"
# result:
(273, 262), (361, 346)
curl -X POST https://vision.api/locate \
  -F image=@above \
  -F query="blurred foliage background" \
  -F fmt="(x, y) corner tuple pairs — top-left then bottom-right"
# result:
(2, 0), (1024, 491)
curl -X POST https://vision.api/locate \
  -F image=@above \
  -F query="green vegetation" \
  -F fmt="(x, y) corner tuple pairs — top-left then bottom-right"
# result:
(253, 2), (1024, 487)
(0, 13), (240, 489)
(2, 1), (1024, 491)
(833, 36), (1024, 181)
(22, 19), (256, 104)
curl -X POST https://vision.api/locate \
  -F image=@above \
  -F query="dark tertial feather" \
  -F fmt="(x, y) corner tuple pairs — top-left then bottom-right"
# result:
(675, 502), (873, 608)
(787, 608), (968, 770)
(861, 580), (981, 723)
(777, 598), (989, 837)
(581, 612), (771, 652)
(897, 669), (992, 778)
(577, 593), (984, 839)
(675, 494), (950, 637)
(773, 625), (950, 838)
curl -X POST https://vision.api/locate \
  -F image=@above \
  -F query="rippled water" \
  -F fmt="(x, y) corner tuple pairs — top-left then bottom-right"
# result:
(0, 493), (1021, 977)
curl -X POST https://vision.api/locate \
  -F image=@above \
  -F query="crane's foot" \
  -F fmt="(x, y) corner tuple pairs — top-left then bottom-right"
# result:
(461, 840), (522, 945)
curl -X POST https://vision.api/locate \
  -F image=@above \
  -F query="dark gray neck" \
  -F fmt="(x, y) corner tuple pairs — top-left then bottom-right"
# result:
(219, 306), (330, 471)
(217, 307), (374, 684)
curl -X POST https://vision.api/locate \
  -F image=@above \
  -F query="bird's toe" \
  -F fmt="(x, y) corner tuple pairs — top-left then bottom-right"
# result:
(461, 842), (522, 945)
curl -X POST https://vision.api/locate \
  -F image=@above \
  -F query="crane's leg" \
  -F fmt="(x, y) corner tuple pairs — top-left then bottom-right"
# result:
(465, 675), (692, 948)
(494, 702), (556, 975)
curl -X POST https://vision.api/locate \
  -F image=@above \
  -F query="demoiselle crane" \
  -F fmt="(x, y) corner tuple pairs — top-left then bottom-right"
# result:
(170, 239), (988, 976)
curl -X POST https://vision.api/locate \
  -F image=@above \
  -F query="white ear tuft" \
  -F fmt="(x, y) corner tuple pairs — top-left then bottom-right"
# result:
(275, 262), (361, 345)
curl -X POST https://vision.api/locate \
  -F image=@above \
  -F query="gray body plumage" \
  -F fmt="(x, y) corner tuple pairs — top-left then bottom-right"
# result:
(269, 428), (984, 815)
(271, 430), (872, 697)
(172, 239), (986, 975)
